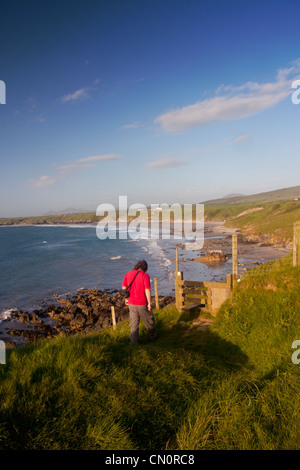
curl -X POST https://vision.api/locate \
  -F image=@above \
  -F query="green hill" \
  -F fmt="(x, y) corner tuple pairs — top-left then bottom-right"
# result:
(204, 199), (300, 244)
(203, 184), (300, 206)
(0, 253), (299, 450)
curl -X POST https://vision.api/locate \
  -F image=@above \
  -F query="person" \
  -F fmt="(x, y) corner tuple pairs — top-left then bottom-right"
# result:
(122, 259), (158, 344)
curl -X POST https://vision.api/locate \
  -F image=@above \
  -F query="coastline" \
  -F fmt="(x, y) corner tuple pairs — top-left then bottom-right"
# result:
(0, 221), (291, 348)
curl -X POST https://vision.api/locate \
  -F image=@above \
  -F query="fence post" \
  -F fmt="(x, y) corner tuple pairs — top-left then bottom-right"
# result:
(293, 221), (300, 267)
(176, 247), (179, 273)
(175, 271), (183, 311)
(227, 273), (233, 290)
(111, 306), (116, 330)
(154, 277), (159, 310)
(232, 234), (238, 286)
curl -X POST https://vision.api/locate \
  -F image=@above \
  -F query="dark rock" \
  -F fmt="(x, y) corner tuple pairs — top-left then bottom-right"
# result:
(5, 288), (176, 347)
(101, 317), (110, 329)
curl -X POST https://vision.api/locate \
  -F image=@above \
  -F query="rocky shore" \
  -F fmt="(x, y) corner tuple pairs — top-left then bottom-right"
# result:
(167, 222), (291, 286)
(0, 289), (174, 348)
(0, 222), (291, 349)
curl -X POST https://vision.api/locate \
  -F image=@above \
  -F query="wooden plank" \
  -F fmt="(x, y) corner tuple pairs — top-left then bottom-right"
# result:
(179, 280), (227, 288)
(184, 297), (208, 303)
(182, 287), (208, 295)
(184, 293), (208, 300)
(184, 297), (208, 304)
(202, 282), (228, 289)
(181, 303), (202, 311)
(179, 280), (207, 287)
(203, 281), (227, 287)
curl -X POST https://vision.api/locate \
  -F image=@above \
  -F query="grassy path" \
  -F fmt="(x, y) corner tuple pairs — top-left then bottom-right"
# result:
(0, 253), (299, 449)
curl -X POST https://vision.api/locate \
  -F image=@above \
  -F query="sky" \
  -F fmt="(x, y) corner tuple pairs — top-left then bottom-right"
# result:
(1, 0), (300, 217)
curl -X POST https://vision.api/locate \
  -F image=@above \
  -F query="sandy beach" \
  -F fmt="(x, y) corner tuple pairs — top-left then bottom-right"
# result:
(0, 221), (291, 348)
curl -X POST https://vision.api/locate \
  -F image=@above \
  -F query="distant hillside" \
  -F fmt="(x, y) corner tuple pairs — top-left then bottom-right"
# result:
(203, 185), (300, 206)
(222, 193), (245, 199)
(204, 198), (300, 246)
(43, 207), (91, 216)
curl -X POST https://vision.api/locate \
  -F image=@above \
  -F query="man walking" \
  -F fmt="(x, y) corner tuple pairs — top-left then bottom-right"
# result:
(122, 259), (158, 344)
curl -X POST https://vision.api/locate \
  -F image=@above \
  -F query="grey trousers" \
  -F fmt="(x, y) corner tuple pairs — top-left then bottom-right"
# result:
(128, 304), (157, 343)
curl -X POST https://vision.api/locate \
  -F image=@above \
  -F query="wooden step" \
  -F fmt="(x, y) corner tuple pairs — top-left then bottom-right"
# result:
(181, 303), (202, 311)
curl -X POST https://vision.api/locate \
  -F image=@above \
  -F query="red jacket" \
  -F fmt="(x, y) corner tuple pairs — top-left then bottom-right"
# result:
(122, 270), (151, 305)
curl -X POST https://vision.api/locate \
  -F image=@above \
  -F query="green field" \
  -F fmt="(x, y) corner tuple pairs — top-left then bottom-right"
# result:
(0, 252), (299, 450)
(204, 199), (300, 242)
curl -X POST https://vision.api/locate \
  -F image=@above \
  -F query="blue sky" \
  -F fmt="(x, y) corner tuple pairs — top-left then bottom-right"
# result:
(1, 0), (300, 217)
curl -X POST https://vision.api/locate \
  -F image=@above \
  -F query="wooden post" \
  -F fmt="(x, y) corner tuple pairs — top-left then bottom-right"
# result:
(154, 277), (159, 310)
(176, 271), (184, 312)
(232, 234), (238, 286)
(111, 306), (116, 330)
(227, 273), (233, 290)
(293, 221), (300, 267)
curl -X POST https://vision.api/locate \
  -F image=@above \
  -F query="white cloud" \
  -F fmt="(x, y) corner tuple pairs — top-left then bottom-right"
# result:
(120, 122), (141, 130)
(234, 134), (251, 144)
(58, 154), (122, 173)
(202, 145), (216, 151)
(35, 115), (46, 123)
(56, 163), (95, 174)
(77, 154), (122, 163)
(57, 164), (83, 171)
(29, 154), (121, 189)
(146, 156), (189, 170)
(29, 175), (56, 188)
(60, 88), (90, 103)
(155, 61), (300, 133)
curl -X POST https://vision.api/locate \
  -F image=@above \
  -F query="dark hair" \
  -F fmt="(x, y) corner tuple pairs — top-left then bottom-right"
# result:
(134, 259), (148, 272)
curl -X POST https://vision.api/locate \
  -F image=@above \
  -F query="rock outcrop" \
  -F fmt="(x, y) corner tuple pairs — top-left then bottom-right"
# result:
(2, 289), (174, 346)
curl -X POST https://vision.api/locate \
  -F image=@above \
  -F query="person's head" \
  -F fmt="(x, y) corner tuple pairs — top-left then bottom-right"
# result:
(134, 259), (148, 272)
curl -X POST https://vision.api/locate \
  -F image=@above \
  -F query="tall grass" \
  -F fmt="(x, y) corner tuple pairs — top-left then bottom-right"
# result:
(174, 255), (300, 449)
(0, 254), (300, 449)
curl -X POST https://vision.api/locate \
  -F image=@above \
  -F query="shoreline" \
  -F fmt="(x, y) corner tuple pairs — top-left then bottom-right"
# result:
(0, 289), (175, 348)
(0, 221), (291, 348)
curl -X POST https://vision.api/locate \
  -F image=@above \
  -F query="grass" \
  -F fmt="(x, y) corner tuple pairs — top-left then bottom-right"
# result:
(205, 199), (300, 242)
(0, 254), (300, 449)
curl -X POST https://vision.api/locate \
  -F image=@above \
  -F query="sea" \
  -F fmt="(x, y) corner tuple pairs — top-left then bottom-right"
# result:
(0, 223), (288, 321)
(0, 223), (178, 319)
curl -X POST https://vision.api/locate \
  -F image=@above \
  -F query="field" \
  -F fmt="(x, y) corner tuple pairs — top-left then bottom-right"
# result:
(0, 252), (299, 450)
(204, 199), (300, 243)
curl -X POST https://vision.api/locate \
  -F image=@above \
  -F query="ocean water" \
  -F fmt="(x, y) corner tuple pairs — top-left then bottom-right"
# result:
(0, 223), (287, 320)
(0, 225), (177, 318)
